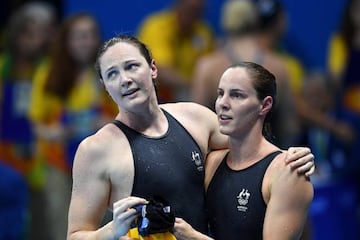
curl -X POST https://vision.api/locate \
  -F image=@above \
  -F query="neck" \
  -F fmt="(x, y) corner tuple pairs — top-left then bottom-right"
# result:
(228, 133), (264, 163)
(116, 99), (167, 137)
(227, 124), (277, 168)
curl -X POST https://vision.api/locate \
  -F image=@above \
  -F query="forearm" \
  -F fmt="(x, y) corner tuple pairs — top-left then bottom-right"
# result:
(68, 221), (116, 240)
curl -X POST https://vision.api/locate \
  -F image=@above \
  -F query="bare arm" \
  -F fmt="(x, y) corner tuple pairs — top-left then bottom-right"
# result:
(263, 153), (314, 240)
(162, 102), (229, 154)
(67, 135), (113, 240)
(67, 127), (148, 240)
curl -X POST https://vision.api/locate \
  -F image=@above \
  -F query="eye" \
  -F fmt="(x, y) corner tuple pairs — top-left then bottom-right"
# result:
(230, 90), (245, 99)
(106, 70), (118, 80)
(125, 63), (139, 71)
(217, 89), (224, 98)
(230, 92), (241, 98)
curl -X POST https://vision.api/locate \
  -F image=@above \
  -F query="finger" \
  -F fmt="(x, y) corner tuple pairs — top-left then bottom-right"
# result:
(113, 209), (138, 228)
(288, 152), (314, 168)
(286, 147), (311, 163)
(295, 162), (315, 175)
(113, 197), (147, 212)
(289, 153), (314, 169)
(288, 146), (310, 153)
(113, 196), (147, 208)
(305, 164), (316, 177)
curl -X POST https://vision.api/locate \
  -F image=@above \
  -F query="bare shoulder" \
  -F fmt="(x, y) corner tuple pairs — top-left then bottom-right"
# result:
(161, 102), (216, 122)
(72, 122), (129, 176)
(75, 124), (118, 161)
(263, 151), (314, 203)
(160, 102), (221, 154)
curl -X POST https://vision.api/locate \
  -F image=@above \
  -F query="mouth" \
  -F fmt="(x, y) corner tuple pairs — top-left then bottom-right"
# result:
(122, 88), (139, 97)
(218, 114), (232, 120)
(218, 114), (232, 124)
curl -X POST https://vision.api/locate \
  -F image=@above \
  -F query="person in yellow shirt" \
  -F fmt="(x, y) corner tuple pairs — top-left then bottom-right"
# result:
(326, 0), (360, 211)
(29, 13), (117, 240)
(327, 0), (360, 113)
(0, 3), (57, 239)
(256, 0), (354, 147)
(137, 0), (215, 102)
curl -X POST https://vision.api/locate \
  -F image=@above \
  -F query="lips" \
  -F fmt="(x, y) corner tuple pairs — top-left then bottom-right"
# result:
(219, 114), (232, 120)
(218, 114), (232, 125)
(122, 88), (139, 97)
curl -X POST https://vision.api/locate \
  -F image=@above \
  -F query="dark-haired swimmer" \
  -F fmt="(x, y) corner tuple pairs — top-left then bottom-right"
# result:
(67, 35), (315, 240)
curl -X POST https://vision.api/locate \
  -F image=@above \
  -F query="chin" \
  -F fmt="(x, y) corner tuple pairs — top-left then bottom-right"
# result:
(219, 126), (232, 136)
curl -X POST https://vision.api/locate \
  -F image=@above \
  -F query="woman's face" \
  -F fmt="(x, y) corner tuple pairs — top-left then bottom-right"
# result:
(67, 17), (100, 65)
(215, 67), (263, 137)
(17, 20), (48, 59)
(99, 41), (157, 111)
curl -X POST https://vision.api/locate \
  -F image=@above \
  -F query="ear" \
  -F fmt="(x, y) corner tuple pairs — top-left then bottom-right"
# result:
(259, 96), (273, 116)
(150, 59), (158, 79)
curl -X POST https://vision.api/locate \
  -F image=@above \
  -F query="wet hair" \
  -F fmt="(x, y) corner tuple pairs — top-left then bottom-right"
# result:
(229, 61), (277, 140)
(95, 34), (153, 82)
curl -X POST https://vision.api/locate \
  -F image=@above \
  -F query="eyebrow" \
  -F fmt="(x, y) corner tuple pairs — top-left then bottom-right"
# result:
(104, 65), (116, 75)
(104, 59), (137, 73)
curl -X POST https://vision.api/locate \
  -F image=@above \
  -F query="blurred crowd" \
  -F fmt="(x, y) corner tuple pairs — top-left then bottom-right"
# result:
(0, 0), (359, 239)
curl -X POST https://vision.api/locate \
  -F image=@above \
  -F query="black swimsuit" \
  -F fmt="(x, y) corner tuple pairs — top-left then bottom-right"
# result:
(113, 109), (208, 233)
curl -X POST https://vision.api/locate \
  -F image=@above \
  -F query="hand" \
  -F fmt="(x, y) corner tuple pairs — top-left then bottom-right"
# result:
(113, 196), (148, 239)
(285, 147), (315, 177)
(174, 218), (212, 240)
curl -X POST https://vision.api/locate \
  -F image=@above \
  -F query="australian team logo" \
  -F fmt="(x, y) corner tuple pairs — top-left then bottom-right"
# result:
(237, 189), (250, 212)
(192, 151), (204, 171)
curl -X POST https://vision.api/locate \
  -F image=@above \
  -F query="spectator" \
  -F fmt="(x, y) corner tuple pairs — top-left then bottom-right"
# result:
(137, 0), (215, 102)
(0, 2), (58, 239)
(326, 0), (360, 209)
(28, 13), (117, 240)
(191, 0), (299, 148)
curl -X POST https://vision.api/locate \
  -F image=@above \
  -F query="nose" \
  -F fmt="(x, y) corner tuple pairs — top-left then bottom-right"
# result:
(216, 94), (230, 111)
(120, 72), (132, 88)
